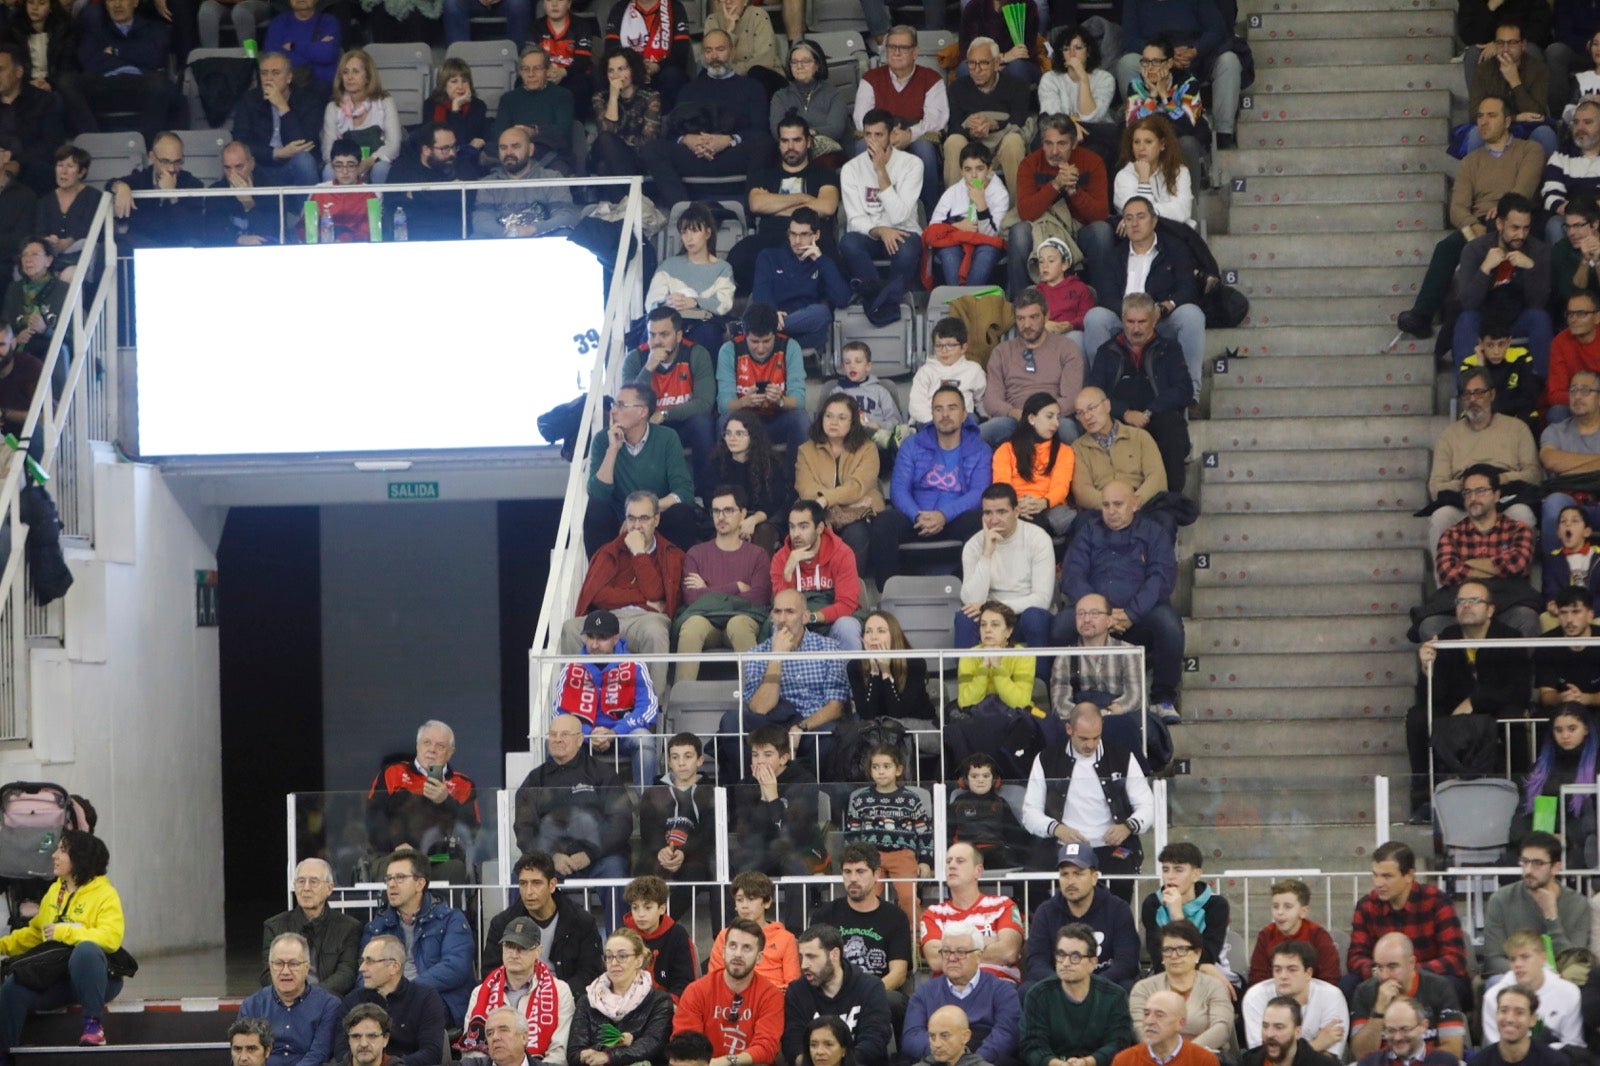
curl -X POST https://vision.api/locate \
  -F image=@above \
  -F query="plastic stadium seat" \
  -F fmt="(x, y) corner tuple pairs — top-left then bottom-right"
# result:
(365, 43), (433, 127)
(878, 574), (960, 652)
(664, 679), (741, 738)
(445, 40), (518, 118)
(831, 301), (918, 377)
(916, 30), (953, 68)
(1433, 778), (1519, 864)
(662, 199), (746, 260)
(176, 128), (230, 185)
(809, 30), (868, 82)
(180, 46), (250, 132)
(74, 132), (146, 185)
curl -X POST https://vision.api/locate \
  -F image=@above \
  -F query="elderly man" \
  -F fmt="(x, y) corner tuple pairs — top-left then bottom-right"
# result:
(1241, 942), (1349, 1059)
(1353, 997), (1461, 1066)
(512, 716), (633, 882)
(1112, 989), (1217, 1066)
(365, 720), (480, 883)
(338, 934), (449, 1065)
(1052, 482), (1183, 722)
(1071, 389), (1170, 534)
(461, 917), (575, 1064)
(1425, 367), (1540, 555)
(484, 1006), (542, 1066)
(982, 287), (1085, 446)
(206, 142), (281, 246)
(230, 50), (322, 187)
(920, 843), (1025, 983)
(239, 933), (343, 1066)
(918, 1006), (992, 1066)
(472, 126), (578, 239)
(109, 130), (206, 247)
(495, 46), (579, 172)
(904, 921), (1023, 1066)
(1007, 115), (1111, 299)
(853, 24), (947, 210)
(1086, 293), (1193, 495)
(1025, 844), (1141, 988)
(261, 859), (361, 996)
(1417, 464), (1541, 640)
(359, 850), (476, 1019)
(943, 38), (1030, 195)
(957, 484), (1055, 648)
(1242, 998), (1340, 1066)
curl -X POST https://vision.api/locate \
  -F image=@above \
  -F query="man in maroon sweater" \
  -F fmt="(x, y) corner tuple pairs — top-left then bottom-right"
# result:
(559, 489), (685, 692)
(676, 485), (773, 682)
(1005, 114), (1110, 299)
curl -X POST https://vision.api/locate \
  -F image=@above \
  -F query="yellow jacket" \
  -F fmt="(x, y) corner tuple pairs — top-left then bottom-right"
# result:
(0, 875), (124, 956)
(957, 649), (1036, 709)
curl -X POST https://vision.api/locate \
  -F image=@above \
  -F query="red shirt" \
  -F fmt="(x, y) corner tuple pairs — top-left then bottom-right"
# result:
(919, 892), (1025, 982)
(1015, 146), (1110, 226)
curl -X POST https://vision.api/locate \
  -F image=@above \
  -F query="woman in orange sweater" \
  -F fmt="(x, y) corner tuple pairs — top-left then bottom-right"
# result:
(992, 391), (1075, 535)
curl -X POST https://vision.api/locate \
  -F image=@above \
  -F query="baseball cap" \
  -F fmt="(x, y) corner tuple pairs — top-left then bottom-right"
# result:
(501, 916), (542, 949)
(581, 610), (619, 638)
(1058, 842), (1098, 869)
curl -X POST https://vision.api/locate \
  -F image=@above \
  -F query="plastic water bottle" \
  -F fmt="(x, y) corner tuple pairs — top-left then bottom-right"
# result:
(393, 207), (408, 242)
(318, 203), (334, 245)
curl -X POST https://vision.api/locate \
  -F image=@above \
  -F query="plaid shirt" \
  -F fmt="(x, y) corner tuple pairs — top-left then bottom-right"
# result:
(1347, 881), (1468, 980)
(1435, 512), (1534, 586)
(741, 630), (850, 716)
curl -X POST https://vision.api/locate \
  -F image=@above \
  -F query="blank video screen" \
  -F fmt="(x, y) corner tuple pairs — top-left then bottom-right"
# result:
(131, 239), (604, 458)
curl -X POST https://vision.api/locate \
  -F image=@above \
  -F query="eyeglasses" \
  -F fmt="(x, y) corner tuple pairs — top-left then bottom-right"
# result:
(1054, 950), (1089, 963)
(331, 160), (361, 170)
(615, 401), (648, 410)
(940, 947), (977, 958)
(1160, 946), (1196, 957)
(1456, 596), (1489, 606)
(359, 955), (397, 966)
(153, 155), (184, 167)
(270, 959), (309, 970)
(1022, 349), (1036, 372)
(603, 951), (639, 962)
(885, 42), (915, 51)
(1383, 1025), (1422, 1037)
(1139, 57), (1168, 67)
(383, 873), (420, 885)
(710, 506), (741, 517)
(1461, 486), (1497, 496)
(1460, 387), (1493, 398)
(623, 513), (656, 524)
(933, 340), (963, 350)
(1519, 857), (1553, 867)
(1076, 608), (1109, 617)
(1567, 222), (1594, 232)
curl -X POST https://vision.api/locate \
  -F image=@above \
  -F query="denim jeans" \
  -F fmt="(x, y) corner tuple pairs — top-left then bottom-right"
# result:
(255, 152), (320, 187)
(935, 244), (1001, 287)
(839, 231), (923, 300)
(781, 302), (835, 351)
(954, 605), (1052, 647)
(0, 942), (122, 1053)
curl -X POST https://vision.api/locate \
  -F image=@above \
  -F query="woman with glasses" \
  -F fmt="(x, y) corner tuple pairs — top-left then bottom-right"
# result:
(1123, 36), (1205, 184)
(1128, 921), (1235, 1055)
(569, 928), (675, 1066)
(3, 237), (68, 360)
(769, 42), (849, 158)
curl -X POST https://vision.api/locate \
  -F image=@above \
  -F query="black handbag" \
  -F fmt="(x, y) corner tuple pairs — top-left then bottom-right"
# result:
(5, 940), (72, 991)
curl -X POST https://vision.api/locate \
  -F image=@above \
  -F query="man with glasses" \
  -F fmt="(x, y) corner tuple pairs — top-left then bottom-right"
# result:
(1483, 832), (1589, 975)
(1417, 465), (1540, 640)
(493, 47), (577, 171)
(108, 130), (205, 248)
(359, 850), (475, 1019)
(339, 934), (449, 1064)
(338, 1004), (395, 1066)
(383, 123), (464, 241)
(261, 858), (361, 996)
(1542, 101), (1600, 248)
(365, 720), (481, 884)
(1550, 200), (1600, 304)
(1069, 388), (1169, 532)
(1453, 191), (1553, 375)
(1548, 293), (1600, 421)
(229, 50), (322, 188)
(1541, 369), (1600, 552)
(943, 38), (1031, 195)
(1017, 922), (1133, 1066)
(461, 917), (575, 1064)
(904, 921), (1022, 1066)
(982, 287), (1084, 447)
(1424, 368), (1540, 556)
(239, 933), (342, 1066)
(1352, 993), (1462, 1066)
(675, 485), (773, 682)
(1049, 594), (1146, 754)
(853, 26), (947, 212)
(1468, 20), (1556, 156)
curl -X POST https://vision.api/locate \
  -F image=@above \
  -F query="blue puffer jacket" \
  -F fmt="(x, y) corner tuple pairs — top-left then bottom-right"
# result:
(1060, 512), (1175, 624)
(890, 417), (993, 519)
(361, 894), (476, 1019)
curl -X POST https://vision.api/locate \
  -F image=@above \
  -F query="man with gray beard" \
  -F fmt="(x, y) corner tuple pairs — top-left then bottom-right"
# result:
(1541, 98), (1600, 244)
(1425, 366), (1540, 557)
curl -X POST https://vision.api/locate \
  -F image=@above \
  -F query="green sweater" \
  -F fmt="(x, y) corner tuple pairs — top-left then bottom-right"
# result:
(1020, 975), (1133, 1066)
(493, 84), (576, 154)
(587, 423), (696, 505)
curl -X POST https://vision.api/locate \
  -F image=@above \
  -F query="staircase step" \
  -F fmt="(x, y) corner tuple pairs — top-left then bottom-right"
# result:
(1189, 615), (1414, 654)
(1241, 0), (1452, 13)
(1193, 415), (1449, 451)
(1209, 325), (1431, 356)
(1235, 117), (1449, 150)
(1184, 650), (1416, 688)
(1209, 355), (1433, 388)
(1218, 145), (1452, 178)
(1185, 684), (1413, 720)
(1229, 203), (1442, 236)
(1191, 583), (1422, 617)
(1241, 90), (1450, 122)
(1191, 548), (1425, 584)
(1243, 295), (1422, 328)
(1251, 36), (1454, 66)
(1180, 511), (1425, 550)
(1244, 9), (1452, 39)
(1230, 172), (1448, 205)
(1208, 384), (1433, 417)
(1200, 479), (1426, 516)
(1251, 63), (1459, 94)
(1180, 717), (1406, 757)
(1171, 821), (1413, 867)
(1209, 232), (1440, 270)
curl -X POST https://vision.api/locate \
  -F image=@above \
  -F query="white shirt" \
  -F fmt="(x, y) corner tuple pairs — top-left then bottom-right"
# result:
(841, 147), (924, 236)
(852, 66), (950, 141)
(1242, 978), (1349, 1059)
(1123, 236), (1159, 300)
(961, 520), (1056, 614)
(1482, 969), (1585, 1047)
(1021, 741), (1154, 846)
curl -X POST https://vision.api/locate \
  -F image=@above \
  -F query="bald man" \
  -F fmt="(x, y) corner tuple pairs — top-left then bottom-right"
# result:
(471, 125), (578, 237)
(108, 130), (206, 247)
(922, 1006), (993, 1066)
(1111, 990), (1218, 1066)
(260, 858), (361, 996)
(1053, 480), (1183, 723)
(662, 29), (772, 192)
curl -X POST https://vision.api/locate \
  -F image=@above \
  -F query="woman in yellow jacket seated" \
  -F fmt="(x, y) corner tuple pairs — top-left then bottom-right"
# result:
(0, 830), (124, 1053)
(957, 601), (1036, 710)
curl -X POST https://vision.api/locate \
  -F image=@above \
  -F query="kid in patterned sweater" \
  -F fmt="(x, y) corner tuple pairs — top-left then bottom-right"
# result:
(844, 744), (934, 934)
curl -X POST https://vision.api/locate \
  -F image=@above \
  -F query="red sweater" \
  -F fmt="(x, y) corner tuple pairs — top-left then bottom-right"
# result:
(673, 972), (784, 1063)
(1546, 328), (1600, 409)
(862, 64), (943, 125)
(1247, 918), (1343, 987)
(770, 526), (862, 624)
(575, 534), (686, 618)
(1015, 146), (1109, 226)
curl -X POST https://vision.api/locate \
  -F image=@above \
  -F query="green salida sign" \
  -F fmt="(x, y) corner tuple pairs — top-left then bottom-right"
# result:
(388, 481), (440, 501)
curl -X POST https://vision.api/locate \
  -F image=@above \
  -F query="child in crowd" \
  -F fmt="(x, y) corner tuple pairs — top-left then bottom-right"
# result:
(636, 732), (717, 895)
(1032, 237), (1096, 339)
(946, 753), (1027, 869)
(1545, 505), (1600, 621)
(1461, 316), (1541, 427)
(908, 316), (987, 425)
(707, 870), (800, 989)
(843, 744), (934, 933)
(622, 874), (699, 1000)
(1245, 877), (1342, 986)
(926, 142), (1010, 287)
(835, 341), (910, 452)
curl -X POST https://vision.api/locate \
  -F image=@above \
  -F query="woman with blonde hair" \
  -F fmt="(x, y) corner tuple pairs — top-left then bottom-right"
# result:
(321, 49), (402, 182)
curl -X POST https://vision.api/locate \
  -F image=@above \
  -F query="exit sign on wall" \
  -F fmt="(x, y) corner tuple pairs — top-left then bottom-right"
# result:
(388, 481), (440, 501)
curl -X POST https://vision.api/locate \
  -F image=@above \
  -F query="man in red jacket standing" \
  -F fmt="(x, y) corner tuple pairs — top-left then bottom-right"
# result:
(1006, 115), (1110, 299)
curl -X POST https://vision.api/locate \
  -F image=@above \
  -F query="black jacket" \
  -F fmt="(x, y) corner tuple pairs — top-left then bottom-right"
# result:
(1419, 618), (1534, 718)
(384, 153), (467, 241)
(482, 891), (603, 992)
(1089, 233), (1201, 311)
(780, 959), (894, 1066)
(339, 976), (449, 1066)
(1241, 1040), (1340, 1066)
(567, 984), (676, 1066)
(112, 165), (206, 247)
(260, 904), (362, 996)
(206, 177), (280, 246)
(230, 85), (325, 172)
(0, 85), (64, 195)
(513, 751), (632, 864)
(1087, 332), (1193, 419)
(1025, 885), (1140, 988)
(0, 179), (37, 283)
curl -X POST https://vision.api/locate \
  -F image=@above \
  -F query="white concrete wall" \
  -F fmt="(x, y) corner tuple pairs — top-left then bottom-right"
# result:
(0, 456), (224, 955)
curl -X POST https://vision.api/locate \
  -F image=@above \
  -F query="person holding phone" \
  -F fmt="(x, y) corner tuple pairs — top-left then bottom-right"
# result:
(365, 720), (481, 884)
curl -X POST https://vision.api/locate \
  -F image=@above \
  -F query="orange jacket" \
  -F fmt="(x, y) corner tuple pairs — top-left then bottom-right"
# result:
(993, 439), (1074, 508)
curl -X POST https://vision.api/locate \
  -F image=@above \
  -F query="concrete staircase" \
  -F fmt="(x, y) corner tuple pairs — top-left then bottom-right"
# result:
(1168, 0), (1459, 869)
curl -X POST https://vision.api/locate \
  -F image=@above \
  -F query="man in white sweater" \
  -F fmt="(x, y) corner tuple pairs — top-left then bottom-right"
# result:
(840, 107), (925, 328)
(955, 483), (1056, 648)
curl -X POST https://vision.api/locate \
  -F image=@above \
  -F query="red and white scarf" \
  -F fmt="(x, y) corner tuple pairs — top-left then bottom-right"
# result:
(616, 0), (672, 62)
(464, 960), (562, 1056)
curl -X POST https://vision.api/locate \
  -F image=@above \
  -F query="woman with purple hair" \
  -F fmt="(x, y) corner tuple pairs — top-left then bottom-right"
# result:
(1519, 704), (1598, 865)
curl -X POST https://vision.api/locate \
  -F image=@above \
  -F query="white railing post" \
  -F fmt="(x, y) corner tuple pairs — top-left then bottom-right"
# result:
(1153, 779), (1169, 858)
(285, 792), (297, 898)
(497, 787), (514, 896)
(1373, 775), (1389, 851)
